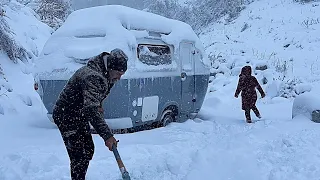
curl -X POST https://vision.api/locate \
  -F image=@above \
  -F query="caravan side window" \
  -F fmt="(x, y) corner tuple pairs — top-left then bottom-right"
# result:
(137, 44), (172, 66)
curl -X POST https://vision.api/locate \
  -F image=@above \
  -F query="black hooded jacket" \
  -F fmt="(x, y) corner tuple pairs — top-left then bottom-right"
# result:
(52, 53), (113, 141)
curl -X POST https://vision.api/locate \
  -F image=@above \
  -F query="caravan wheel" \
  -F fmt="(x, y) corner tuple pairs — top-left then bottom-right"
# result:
(160, 110), (175, 127)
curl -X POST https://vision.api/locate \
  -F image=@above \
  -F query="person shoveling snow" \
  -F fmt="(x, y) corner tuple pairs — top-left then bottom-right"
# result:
(52, 49), (128, 180)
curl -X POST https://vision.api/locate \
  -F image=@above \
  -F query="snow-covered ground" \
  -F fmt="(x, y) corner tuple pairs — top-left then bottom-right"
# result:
(2, 0), (320, 179)
(2, 84), (320, 180)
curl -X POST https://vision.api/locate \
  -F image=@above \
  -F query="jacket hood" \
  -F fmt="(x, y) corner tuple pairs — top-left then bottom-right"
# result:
(240, 65), (252, 77)
(87, 52), (108, 76)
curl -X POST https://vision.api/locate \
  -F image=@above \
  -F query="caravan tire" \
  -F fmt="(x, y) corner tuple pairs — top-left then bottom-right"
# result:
(160, 110), (175, 127)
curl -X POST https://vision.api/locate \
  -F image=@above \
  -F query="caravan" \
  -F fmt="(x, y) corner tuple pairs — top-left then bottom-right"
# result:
(34, 5), (210, 131)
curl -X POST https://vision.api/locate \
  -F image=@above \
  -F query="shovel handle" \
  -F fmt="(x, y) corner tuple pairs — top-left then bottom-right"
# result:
(112, 144), (131, 180)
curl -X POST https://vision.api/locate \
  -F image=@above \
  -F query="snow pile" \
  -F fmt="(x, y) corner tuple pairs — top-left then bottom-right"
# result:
(35, 5), (209, 79)
(201, 0), (320, 99)
(292, 92), (320, 121)
(0, 1), (52, 122)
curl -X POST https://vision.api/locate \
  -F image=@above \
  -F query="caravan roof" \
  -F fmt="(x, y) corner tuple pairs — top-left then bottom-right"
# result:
(34, 5), (208, 79)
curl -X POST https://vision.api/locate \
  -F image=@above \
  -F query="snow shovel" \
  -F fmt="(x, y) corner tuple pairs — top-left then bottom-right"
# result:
(112, 144), (131, 180)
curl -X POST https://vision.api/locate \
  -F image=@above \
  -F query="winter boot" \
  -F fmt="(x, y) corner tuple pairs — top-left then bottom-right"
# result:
(252, 106), (261, 119)
(245, 109), (252, 123)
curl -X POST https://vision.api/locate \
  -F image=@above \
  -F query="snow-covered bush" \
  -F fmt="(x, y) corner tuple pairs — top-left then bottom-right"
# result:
(292, 92), (320, 122)
(253, 66), (312, 99)
(301, 17), (320, 28)
(271, 78), (311, 98)
(273, 59), (290, 80)
(207, 52), (224, 67)
(293, 0), (320, 4)
(255, 62), (268, 71)
(278, 78), (301, 98)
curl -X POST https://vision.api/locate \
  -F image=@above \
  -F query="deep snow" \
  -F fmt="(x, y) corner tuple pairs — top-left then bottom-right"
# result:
(2, 0), (320, 180)
(2, 87), (320, 180)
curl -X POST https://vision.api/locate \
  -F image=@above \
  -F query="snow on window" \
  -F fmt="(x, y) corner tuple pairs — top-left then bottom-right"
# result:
(137, 44), (172, 66)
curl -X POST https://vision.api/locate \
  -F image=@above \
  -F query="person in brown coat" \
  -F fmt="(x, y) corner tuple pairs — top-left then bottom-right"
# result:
(234, 66), (265, 123)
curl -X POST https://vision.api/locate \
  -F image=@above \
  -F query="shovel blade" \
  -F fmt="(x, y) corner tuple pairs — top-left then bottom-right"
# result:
(122, 171), (131, 180)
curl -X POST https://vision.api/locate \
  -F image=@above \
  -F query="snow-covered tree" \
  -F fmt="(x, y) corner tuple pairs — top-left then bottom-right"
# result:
(190, 0), (249, 29)
(0, 5), (27, 63)
(144, 0), (180, 18)
(143, 0), (251, 33)
(36, 0), (72, 30)
(143, 0), (194, 29)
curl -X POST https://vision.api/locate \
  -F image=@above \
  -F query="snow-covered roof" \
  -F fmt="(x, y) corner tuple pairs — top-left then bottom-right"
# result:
(35, 5), (207, 79)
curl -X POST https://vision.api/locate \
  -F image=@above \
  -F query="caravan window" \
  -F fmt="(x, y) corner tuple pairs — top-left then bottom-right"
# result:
(137, 44), (172, 66)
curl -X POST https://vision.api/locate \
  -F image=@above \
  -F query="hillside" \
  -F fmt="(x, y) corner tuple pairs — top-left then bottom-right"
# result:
(200, 0), (320, 98)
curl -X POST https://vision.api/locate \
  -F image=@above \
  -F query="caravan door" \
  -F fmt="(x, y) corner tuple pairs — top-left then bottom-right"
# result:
(179, 42), (195, 117)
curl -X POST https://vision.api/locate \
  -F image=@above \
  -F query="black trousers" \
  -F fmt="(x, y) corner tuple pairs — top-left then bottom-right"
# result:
(244, 105), (260, 121)
(58, 124), (94, 180)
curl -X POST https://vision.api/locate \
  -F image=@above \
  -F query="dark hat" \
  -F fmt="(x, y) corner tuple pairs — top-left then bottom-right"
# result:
(103, 48), (128, 72)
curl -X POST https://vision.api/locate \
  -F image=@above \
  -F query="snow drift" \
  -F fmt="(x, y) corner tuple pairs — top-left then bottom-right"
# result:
(292, 92), (320, 121)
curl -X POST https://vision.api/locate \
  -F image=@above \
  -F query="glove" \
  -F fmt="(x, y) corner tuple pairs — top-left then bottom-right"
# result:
(261, 94), (266, 98)
(234, 94), (238, 98)
(105, 136), (118, 151)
